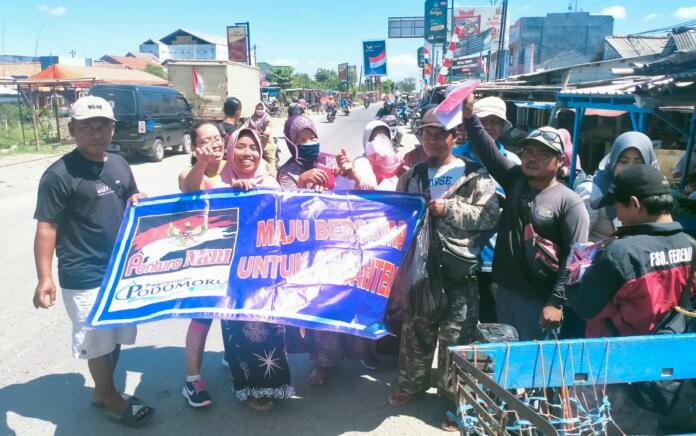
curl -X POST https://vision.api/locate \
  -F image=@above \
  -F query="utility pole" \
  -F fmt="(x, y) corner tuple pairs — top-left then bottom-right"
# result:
(68, 49), (76, 57)
(495, 0), (509, 80)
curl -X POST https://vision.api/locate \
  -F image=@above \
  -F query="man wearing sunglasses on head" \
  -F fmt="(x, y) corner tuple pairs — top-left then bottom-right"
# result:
(462, 95), (589, 340)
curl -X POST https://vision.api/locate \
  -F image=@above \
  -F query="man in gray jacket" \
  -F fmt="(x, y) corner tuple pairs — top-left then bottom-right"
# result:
(389, 108), (500, 415)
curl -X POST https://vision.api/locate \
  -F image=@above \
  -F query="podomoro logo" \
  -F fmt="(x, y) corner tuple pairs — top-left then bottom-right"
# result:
(115, 278), (228, 304)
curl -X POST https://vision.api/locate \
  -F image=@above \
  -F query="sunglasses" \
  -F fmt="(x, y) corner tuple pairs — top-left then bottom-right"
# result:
(528, 129), (563, 149)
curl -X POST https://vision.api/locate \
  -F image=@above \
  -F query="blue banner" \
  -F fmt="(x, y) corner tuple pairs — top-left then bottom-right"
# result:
(87, 188), (425, 339)
(363, 40), (387, 77)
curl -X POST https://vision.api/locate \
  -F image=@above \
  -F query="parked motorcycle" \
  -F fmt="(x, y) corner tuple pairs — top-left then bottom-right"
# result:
(409, 109), (421, 133)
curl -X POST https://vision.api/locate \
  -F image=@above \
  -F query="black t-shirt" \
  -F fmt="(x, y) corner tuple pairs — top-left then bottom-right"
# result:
(34, 149), (138, 289)
(219, 121), (240, 136)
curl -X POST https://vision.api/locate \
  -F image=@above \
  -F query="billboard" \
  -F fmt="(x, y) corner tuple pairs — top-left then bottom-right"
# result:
(338, 63), (349, 83)
(227, 25), (249, 64)
(417, 47), (425, 68)
(388, 17), (425, 38)
(363, 40), (387, 77)
(347, 65), (357, 83)
(452, 6), (502, 57)
(424, 0), (448, 44)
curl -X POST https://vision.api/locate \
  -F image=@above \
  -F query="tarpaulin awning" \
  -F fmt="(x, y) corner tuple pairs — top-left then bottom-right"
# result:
(513, 101), (556, 110)
(30, 64), (168, 87)
(585, 108), (626, 117)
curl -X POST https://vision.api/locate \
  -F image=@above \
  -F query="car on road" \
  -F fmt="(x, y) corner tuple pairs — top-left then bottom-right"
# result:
(89, 84), (194, 162)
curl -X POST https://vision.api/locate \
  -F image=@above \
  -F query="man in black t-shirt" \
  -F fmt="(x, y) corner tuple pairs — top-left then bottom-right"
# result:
(33, 96), (154, 426)
(219, 96), (242, 136)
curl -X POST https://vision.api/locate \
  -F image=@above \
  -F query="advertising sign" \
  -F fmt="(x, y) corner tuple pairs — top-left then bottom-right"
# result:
(347, 65), (357, 83)
(417, 47), (425, 68)
(424, 0), (448, 44)
(87, 189), (425, 339)
(452, 6), (502, 57)
(338, 63), (349, 83)
(227, 25), (249, 64)
(363, 40), (387, 77)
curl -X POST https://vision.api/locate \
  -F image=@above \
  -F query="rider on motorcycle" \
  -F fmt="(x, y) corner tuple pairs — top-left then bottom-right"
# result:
(376, 100), (396, 118)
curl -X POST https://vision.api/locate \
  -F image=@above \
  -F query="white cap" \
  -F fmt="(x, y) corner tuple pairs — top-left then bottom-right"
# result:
(70, 96), (116, 121)
(474, 96), (511, 132)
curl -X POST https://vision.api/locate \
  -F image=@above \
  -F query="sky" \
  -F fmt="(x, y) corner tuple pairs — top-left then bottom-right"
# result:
(2, 0), (696, 81)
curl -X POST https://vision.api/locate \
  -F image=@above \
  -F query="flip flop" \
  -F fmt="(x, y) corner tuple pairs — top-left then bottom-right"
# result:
(106, 396), (155, 428)
(247, 398), (274, 412)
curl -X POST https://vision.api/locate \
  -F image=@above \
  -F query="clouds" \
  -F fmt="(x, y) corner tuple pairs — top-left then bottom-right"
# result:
(674, 6), (696, 20)
(601, 5), (626, 20)
(387, 53), (419, 81)
(38, 5), (67, 16)
(643, 13), (660, 22)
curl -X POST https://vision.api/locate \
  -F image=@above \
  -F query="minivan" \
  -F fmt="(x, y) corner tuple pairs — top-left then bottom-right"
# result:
(89, 84), (194, 162)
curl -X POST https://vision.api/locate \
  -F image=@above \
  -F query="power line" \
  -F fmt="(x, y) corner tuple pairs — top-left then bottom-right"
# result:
(630, 20), (696, 36)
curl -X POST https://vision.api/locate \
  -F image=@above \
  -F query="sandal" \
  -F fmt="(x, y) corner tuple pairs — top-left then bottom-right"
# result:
(247, 398), (274, 412)
(106, 396), (155, 428)
(440, 418), (460, 432)
(388, 388), (418, 407)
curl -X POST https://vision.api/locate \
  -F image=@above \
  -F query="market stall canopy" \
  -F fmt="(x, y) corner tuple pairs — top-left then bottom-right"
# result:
(30, 64), (168, 87)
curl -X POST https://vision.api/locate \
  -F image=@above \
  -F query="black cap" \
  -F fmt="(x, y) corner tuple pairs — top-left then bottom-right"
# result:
(598, 164), (671, 208)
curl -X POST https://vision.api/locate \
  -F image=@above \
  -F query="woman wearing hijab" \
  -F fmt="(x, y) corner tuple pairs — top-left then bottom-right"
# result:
(219, 127), (293, 411)
(277, 115), (333, 190)
(277, 115), (360, 385)
(558, 128), (586, 188)
(575, 131), (659, 243)
(246, 102), (276, 174)
(336, 120), (405, 190)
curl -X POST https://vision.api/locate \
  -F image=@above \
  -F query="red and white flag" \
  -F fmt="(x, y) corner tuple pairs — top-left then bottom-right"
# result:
(368, 51), (386, 69)
(192, 68), (204, 96)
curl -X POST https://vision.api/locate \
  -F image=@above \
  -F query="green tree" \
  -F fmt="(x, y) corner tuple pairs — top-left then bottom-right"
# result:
(268, 66), (296, 89)
(396, 78), (417, 93)
(291, 73), (319, 89)
(144, 64), (167, 80)
(381, 79), (395, 94)
(314, 68), (339, 90)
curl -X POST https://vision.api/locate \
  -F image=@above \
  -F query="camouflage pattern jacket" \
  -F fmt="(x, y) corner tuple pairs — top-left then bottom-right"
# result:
(397, 161), (500, 268)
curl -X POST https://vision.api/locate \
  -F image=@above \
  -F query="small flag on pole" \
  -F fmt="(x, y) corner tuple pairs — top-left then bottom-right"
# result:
(192, 68), (204, 96)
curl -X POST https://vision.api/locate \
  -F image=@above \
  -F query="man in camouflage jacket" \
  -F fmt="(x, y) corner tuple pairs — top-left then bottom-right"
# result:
(389, 108), (500, 410)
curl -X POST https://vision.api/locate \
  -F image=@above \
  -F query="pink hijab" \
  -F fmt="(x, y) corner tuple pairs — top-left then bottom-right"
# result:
(220, 127), (279, 188)
(559, 128), (583, 178)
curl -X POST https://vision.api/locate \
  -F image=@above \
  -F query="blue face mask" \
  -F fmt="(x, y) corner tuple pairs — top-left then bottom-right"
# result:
(298, 142), (320, 167)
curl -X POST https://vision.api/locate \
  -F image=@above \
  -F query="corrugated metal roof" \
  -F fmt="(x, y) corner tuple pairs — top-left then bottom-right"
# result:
(672, 29), (696, 52)
(605, 36), (668, 58)
(176, 29), (227, 46)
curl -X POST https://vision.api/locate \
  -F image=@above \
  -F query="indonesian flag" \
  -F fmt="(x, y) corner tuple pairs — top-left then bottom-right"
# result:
(368, 51), (386, 69)
(192, 68), (204, 96)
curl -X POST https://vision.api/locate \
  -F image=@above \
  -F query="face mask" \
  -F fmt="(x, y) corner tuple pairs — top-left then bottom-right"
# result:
(255, 110), (265, 117)
(298, 142), (320, 166)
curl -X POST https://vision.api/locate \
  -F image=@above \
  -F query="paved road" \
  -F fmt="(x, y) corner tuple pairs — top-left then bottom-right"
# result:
(0, 108), (447, 436)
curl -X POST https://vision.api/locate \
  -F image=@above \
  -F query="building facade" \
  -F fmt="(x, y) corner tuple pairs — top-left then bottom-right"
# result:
(508, 12), (613, 75)
(140, 29), (228, 62)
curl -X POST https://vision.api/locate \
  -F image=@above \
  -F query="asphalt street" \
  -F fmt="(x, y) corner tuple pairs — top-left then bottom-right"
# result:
(0, 106), (449, 436)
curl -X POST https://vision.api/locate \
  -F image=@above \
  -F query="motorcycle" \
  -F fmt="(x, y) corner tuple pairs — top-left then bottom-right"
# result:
(364, 99), (370, 109)
(342, 105), (350, 116)
(326, 106), (337, 123)
(409, 109), (420, 133)
(379, 114), (403, 148)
